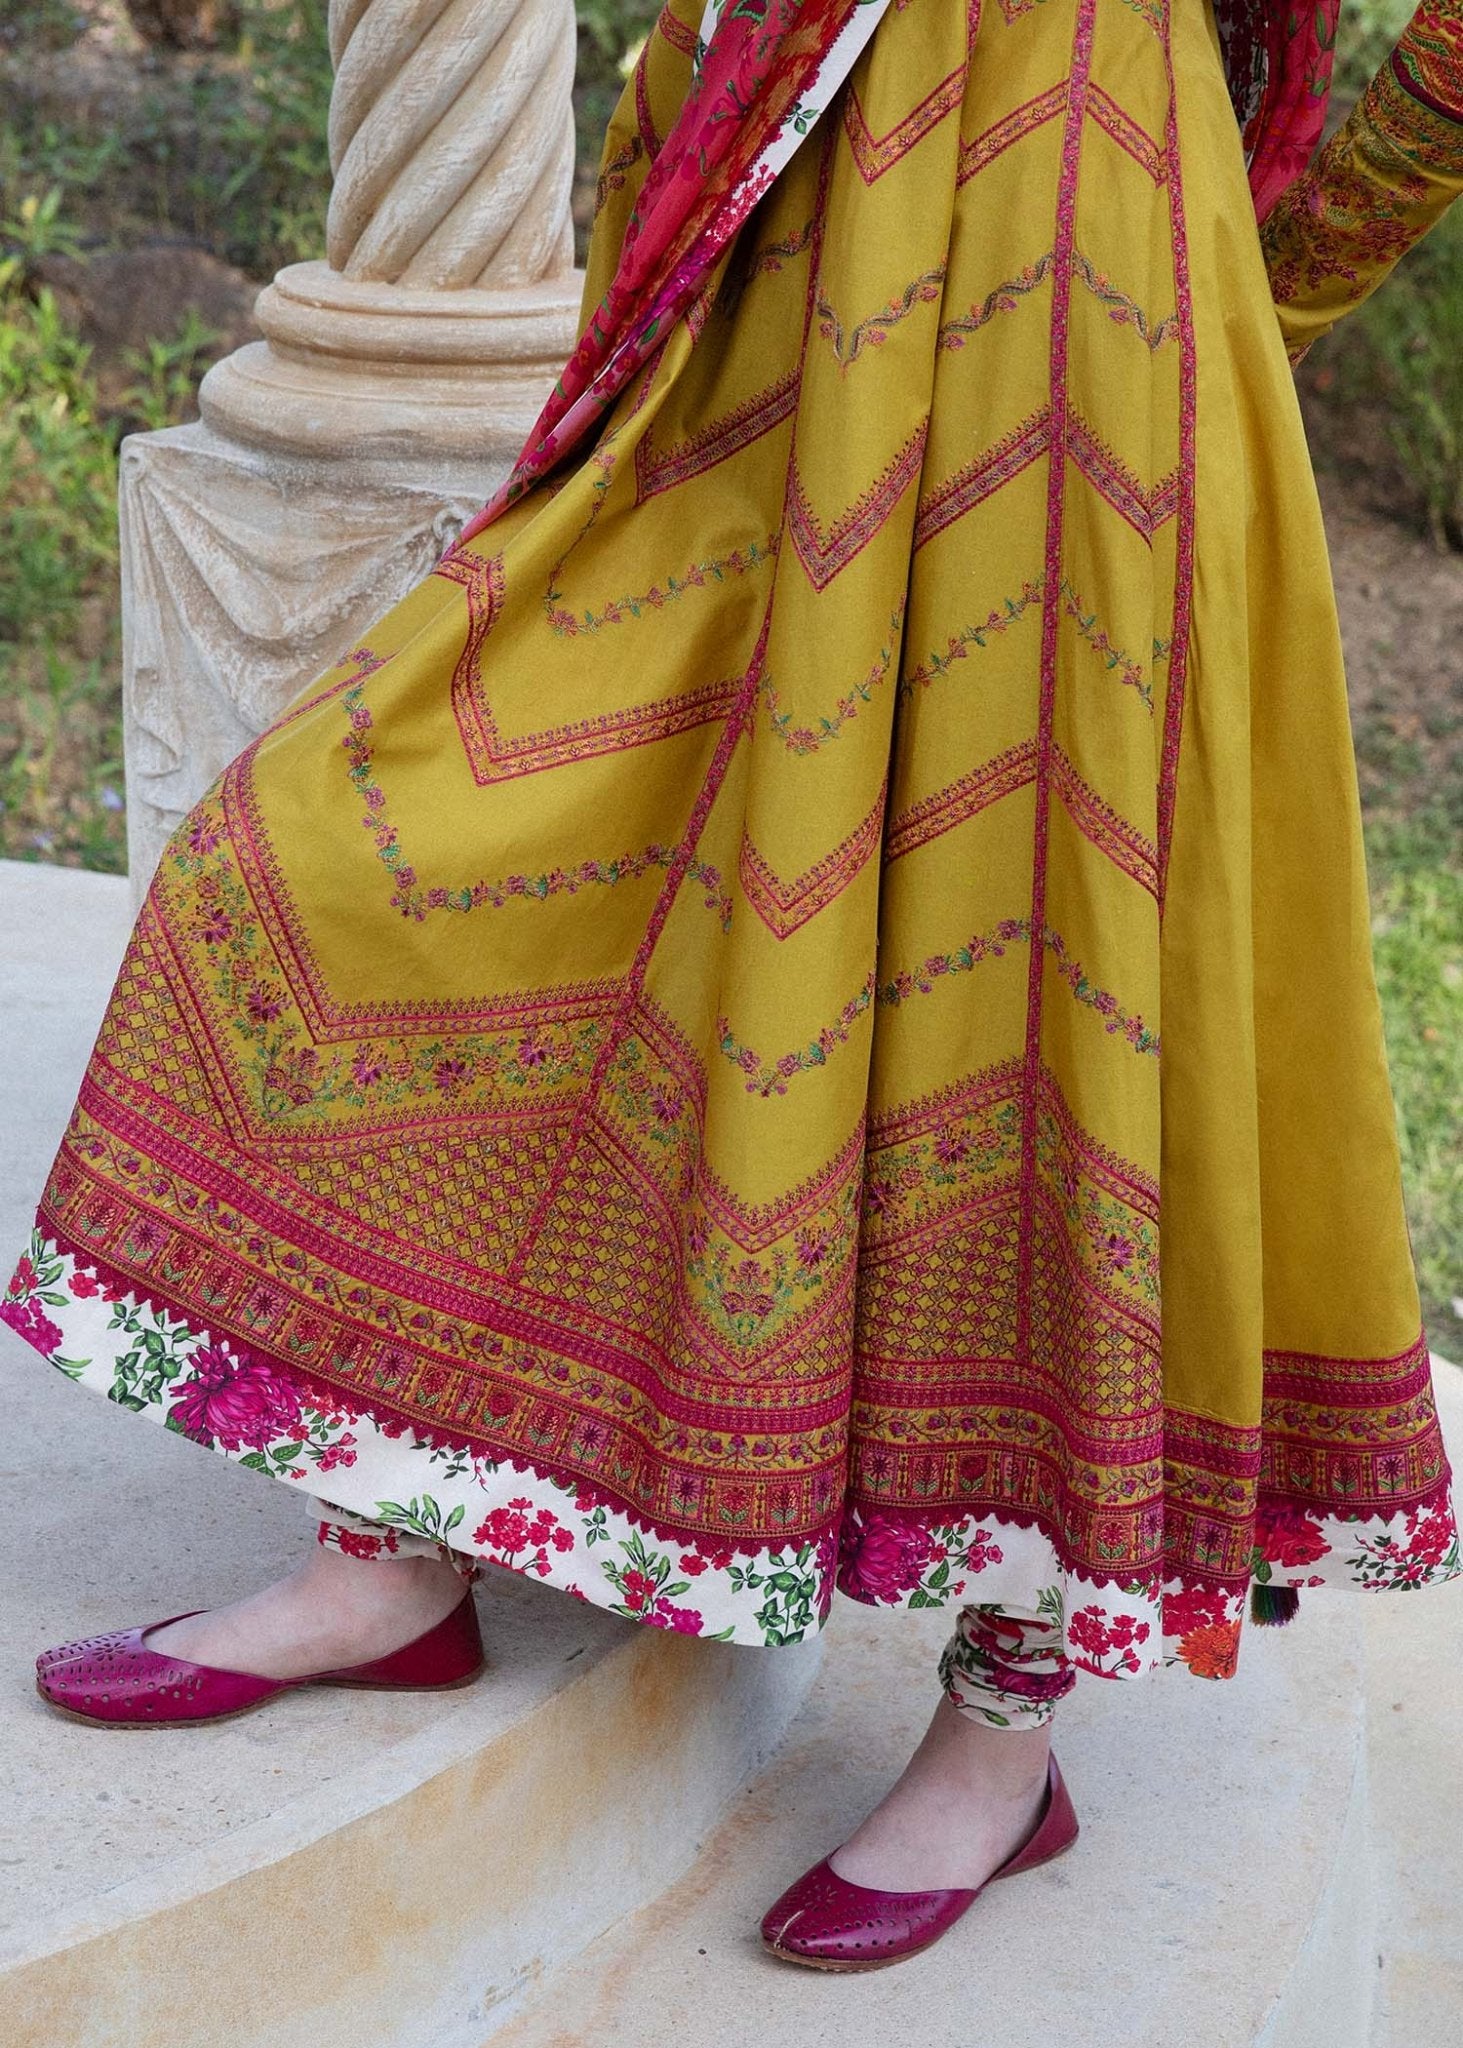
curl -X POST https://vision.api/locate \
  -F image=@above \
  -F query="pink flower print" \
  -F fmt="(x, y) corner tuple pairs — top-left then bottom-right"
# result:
(1, 1296), (64, 1355)
(334, 1527), (400, 1560)
(619, 1567), (658, 1613)
(245, 983), (286, 1025)
(933, 1130), (969, 1167)
(8, 1254), (40, 1298)
(473, 1500), (572, 1572)
(960, 1527), (1005, 1573)
(1256, 1502), (1330, 1569)
(1404, 1501), (1456, 1568)
(648, 1085), (682, 1125)
(838, 1515), (940, 1604)
(1161, 1580), (1230, 1641)
(434, 1057), (471, 1095)
(794, 1228), (832, 1271)
(263, 1048), (320, 1106)
(186, 814), (221, 856)
(196, 906), (234, 946)
(474, 1504), (532, 1553)
(351, 1051), (385, 1089)
(678, 1552), (709, 1576)
(517, 1032), (550, 1070)
(68, 1269), (102, 1299)
(1068, 1604), (1150, 1663)
(652, 1602), (704, 1634)
(1102, 1231), (1137, 1273)
(686, 1214), (710, 1256)
(316, 1434), (358, 1473)
(167, 1344), (304, 1451)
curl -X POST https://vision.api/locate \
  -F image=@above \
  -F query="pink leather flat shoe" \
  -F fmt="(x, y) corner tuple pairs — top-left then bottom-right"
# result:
(34, 1589), (485, 1727)
(760, 1752), (1078, 1970)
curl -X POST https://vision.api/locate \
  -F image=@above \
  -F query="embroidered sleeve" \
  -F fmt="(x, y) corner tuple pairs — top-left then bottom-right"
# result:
(1261, 2), (1463, 364)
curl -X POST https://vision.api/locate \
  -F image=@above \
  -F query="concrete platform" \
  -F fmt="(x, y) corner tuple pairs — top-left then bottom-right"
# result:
(0, 860), (820, 2046)
(492, 1368), (1463, 2048)
(2, 858), (1460, 2048)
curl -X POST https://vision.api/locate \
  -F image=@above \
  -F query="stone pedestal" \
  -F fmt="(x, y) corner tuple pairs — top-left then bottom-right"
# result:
(119, 426), (523, 890)
(120, 0), (583, 899)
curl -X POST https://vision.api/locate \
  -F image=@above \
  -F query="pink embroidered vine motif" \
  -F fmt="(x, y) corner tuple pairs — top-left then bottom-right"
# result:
(340, 680), (733, 928)
(761, 605), (904, 752)
(937, 250), (1176, 351)
(596, 132), (645, 218)
(541, 440), (778, 634)
(875, 918), (1161, 1057)
(816, 264), (948, 370)
(717, 974), (877, 1096)
(900, 583), (1043, 691)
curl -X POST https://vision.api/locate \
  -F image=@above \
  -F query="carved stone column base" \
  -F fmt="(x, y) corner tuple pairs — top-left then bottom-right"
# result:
(120, 421), (514, 900)
(198, 261), (582, 462)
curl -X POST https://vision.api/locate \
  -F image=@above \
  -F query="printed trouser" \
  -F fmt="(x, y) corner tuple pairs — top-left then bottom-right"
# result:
(310, 1497), (1074, 1730)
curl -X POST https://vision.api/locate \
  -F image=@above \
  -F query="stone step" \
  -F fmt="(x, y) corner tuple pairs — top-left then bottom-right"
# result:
(490, 1361), (1463, 2048)
(5, 859), (1459, 2048)
(0, 860), (821, 2048)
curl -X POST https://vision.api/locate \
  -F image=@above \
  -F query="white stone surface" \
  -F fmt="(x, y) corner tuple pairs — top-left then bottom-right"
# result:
(1364, 1356), (1463, 2048)
(0, 858), (822, 2048)
(492, 1594), (1380, 2048)
(324, 0), (576, 289)
(118, 422), (509, 891)
(5, 861), (1460, 2048)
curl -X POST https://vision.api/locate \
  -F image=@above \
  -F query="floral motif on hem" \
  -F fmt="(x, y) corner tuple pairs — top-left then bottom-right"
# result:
(5, 1235), (1459, 1662)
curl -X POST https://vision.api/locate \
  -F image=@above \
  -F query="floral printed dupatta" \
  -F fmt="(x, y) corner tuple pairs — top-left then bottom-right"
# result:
(460, 0), (1339, 557)
(1215, 0), (1344, 218)
(457, 0), (897, 546)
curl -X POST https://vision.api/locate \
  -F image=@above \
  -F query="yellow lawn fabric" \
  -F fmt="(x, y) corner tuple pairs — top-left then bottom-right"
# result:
(9, 0), (1455, 1668)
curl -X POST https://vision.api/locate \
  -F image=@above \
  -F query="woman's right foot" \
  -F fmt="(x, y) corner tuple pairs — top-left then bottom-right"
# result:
(49, 1547), (474, 1683)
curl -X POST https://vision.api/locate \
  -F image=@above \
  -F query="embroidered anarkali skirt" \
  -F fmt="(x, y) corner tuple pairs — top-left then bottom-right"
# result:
(6, 0), (1458, 1681)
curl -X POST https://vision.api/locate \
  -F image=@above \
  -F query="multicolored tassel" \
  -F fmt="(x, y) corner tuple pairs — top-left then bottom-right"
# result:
(1250, 1582), (1301, 1627)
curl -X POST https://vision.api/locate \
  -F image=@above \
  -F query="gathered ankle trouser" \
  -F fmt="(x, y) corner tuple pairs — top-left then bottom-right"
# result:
(308, 1495), (1074, 1731)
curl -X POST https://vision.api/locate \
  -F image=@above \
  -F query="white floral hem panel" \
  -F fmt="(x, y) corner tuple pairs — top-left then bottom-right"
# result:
(5, 1236), (1459, 1669)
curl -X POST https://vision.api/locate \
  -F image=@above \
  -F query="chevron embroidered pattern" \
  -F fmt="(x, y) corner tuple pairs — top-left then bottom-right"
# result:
(10, 0), (1454, 1681)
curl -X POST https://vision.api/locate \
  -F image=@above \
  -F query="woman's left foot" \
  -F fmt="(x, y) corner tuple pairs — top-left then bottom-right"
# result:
(761, 1700), (1077, 1969)
(834, 1694), (1053, 1889)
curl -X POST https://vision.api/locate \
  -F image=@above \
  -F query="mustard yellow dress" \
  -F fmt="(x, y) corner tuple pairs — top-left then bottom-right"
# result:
(6, 0), (1457, 1678)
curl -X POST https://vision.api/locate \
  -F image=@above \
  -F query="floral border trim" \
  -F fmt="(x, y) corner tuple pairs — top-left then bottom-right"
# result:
(5, 1234), (1458, 1667)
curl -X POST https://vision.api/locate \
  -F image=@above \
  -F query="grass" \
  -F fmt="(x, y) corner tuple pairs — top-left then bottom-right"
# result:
(1368, 826), (1463, 1351)
(0, 0), (1458, 1344)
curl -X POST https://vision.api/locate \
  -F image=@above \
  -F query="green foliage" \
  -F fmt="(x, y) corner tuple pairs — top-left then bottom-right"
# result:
(0, 0), (331, 280)
(575, 0), (662, 68)
(1332, 0), (1417, 107)
(118, 308), (222, 430)
(219, 0), (331, 271)
(1366, 813), (1463, 1350)
(0, 236), (125, 868)
(0, 0), (86, 56)
(0, 184), (83, 261)
(1350, 209), (1463, 551)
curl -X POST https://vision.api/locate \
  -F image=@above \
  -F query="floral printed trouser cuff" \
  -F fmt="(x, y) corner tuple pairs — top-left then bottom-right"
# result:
(314, 1496), (1072, 1729)
(311, 1496), (482, 1582)
(937, 1593), (1077, 1730)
